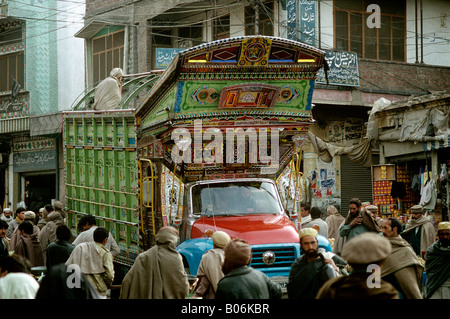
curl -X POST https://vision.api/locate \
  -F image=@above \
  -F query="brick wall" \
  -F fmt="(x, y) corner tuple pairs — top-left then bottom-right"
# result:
(358, 59), (450, 95)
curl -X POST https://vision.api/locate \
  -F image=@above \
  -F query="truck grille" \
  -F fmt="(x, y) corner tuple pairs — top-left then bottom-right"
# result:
(250, 246), (296, 269)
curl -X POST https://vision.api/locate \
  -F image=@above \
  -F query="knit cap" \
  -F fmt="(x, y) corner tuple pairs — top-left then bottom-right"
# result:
(224, 238), (252, 266)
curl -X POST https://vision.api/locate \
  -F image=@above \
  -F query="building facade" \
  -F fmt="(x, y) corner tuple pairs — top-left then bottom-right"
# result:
(1, 0), (449, 217)
(0, 0), (85, 211)
(74, 0), (450, 217)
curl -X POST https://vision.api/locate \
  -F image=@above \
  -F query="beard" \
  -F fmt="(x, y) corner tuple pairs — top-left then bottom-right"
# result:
(440, 238), (450, 247)
(303, 248), (319, 259)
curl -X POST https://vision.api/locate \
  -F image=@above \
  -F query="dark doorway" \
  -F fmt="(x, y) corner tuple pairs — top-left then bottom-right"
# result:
(24, 174), (56, 213)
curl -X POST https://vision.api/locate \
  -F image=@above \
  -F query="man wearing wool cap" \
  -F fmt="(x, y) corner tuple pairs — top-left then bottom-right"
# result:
(401, 204), (436, 257)
(194, 231), (231, 299)
(316, 232), (399, 299)
(215, 238), (282, 299)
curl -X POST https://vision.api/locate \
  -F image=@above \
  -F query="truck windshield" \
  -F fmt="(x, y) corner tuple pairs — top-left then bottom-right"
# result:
(192, 181), (283, 216)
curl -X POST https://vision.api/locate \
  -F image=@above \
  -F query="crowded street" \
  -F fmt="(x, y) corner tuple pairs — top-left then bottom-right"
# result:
(0, 0), (449, 313)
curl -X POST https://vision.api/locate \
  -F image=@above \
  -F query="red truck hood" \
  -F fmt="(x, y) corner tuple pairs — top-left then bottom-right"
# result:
(191, 214), (299, 245)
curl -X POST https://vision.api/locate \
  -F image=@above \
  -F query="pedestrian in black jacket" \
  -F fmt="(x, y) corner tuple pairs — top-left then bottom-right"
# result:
(46, 225), (74, 270)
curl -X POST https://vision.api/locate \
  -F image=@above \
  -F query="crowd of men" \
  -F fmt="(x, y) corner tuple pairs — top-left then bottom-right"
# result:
(0, 198), (449, 300)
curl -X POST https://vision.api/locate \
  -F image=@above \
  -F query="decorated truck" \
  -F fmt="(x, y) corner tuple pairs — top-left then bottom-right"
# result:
(64, 36), (329, 284)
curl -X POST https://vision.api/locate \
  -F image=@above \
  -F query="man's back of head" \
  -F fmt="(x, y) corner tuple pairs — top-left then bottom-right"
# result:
(311, 207), (322, 220)
(78, 215), (97, 231)
(56, 225), (72, 242)
(18, 221), (33, 235)
(93, 227), (109, 244)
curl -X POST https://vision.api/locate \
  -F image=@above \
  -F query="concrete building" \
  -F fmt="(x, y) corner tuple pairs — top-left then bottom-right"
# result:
(0, 0), (85, 211)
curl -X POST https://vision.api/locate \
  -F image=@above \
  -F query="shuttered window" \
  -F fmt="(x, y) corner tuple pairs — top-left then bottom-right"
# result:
(92, 30), (124, 84)
(340, 155), (373, 217)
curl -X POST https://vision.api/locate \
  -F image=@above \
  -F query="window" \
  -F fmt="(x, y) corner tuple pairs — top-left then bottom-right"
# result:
(214, 15), (230, 40)
(334, 0), (406, 62)
(152, 27), (172, 46)
(245, 1), (274, 36)
(92, 30), (124, 84)
(178, 23), (203, 47)
(0, 52), (24, 92)
(0, 19), (24, 92)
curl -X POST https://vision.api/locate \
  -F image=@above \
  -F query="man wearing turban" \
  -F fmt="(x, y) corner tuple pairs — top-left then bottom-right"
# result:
(424, 221), (450, 299)
(287, 227), (346, 299)
(194, 231), (231, 299)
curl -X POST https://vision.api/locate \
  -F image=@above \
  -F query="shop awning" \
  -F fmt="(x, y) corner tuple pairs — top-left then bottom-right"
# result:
(423, 134), (450, 151)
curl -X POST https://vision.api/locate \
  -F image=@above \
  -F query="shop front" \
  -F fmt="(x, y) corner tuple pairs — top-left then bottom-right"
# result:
(372, 91), (450, 227)
(12, 136), (58, 212)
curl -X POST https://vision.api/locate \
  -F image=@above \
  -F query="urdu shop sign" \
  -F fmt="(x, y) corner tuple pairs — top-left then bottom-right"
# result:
(316, 50), (360, 87)
(13, 138), (57, 173)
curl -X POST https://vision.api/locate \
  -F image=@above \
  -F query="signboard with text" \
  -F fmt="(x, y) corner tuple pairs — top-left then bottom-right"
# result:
(155, 48), (185, 69)
(316, 50), (360, 87)
(13, 149), (57, 173)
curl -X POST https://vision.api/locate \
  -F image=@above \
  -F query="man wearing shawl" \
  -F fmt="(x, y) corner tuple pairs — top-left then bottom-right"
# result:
(287, 227), (346, 299)
(93, 68), (124, 110)
(119, 226), (189, 299)
(424, 221), (450, 299)
(401, 205), (436, 257)
(66, 227), (114, 298)
(325, 205), (344, 240)
(9, 211), (40, 252)
(381, 218), (424, 299)
(339, 198), (381, 244)
(14, 221), (44, 267)
(316, 233), (399, 299)
(38, 211), (64, 262)
(194, 231), (231, 299)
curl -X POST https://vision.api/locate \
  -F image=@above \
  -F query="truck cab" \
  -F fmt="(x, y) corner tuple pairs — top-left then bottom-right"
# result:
(176, 178), (331, 283)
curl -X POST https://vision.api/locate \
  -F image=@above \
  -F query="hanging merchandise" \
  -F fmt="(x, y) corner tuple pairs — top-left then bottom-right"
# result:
(440, 164), (448, 182)
(420, 178), (437, 210)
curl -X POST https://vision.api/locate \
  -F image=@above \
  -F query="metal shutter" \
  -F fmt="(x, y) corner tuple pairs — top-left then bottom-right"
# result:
(340, 155), (373, 217)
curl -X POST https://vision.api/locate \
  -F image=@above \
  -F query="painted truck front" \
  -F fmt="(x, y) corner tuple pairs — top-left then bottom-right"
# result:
(176, 178), (332, 279)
